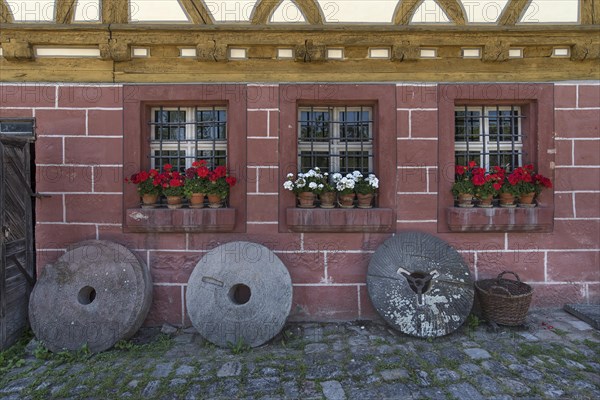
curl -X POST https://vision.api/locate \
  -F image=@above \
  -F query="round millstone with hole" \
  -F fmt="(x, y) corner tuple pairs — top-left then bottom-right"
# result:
(29, 240), (152, 353)
(367, 232), (474, 338)
(186, 241), (292, 348)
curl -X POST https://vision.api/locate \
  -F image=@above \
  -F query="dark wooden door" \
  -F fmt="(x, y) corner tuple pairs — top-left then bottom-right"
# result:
(0, 136), (35, 350)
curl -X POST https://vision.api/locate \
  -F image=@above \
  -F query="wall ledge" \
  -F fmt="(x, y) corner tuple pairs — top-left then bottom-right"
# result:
(286, 207), (394, 233)
(124, 207), (235, 233)
(446, 206), (554, 233)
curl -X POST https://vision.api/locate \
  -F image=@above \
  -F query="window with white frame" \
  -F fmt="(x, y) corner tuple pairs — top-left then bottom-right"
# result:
(149, 106), (227, 171)
(298, 106), (373, 174)
(454, 106), (524, 170)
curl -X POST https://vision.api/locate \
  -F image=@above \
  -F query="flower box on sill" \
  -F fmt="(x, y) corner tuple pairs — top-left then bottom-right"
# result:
(446, 206), (553, 232)
(286, 207), (394, 233)
(124, 207), (236, 233)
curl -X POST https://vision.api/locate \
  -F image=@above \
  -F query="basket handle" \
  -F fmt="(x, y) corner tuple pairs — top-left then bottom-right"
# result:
(496, 271), (521, 282)
(489, 285), (512, 296)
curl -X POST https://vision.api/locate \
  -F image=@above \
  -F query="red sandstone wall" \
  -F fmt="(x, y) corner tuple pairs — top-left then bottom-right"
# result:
(1, 82), (598, 326)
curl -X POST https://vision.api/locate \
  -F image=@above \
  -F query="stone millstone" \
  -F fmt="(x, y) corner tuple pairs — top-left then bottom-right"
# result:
(29, 240), (152, 353)
(186, 241), (292, 348)
(367, 232), (474, 338)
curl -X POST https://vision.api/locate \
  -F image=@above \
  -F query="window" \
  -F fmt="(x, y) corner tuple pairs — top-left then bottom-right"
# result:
(150, 107), (227, 171)
(438, 84), (555, 233)
(0, 119), (35, 138)
(298, 106), (373, 174)
(279, 85), (397, 233)
(122, 84), (247, 233)
(455, 106), (524, 170)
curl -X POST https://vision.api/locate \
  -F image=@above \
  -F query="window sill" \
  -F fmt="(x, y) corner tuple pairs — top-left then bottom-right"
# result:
(446, 206), (553, 233)
(286, 207), (394, 233)
(124, 207), (236, 233)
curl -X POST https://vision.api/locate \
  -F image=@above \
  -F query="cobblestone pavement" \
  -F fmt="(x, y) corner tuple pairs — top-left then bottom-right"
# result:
(1, 309), (599, 399)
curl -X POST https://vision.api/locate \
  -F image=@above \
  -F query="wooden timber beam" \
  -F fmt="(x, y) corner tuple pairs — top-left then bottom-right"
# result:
(498, 0), (530, 26)
(252, 0), (322, 25)
(393, 0), (420, 25)
(1, 0), (13, 23)
(179, 0), (214, 24)
(55, 0), (77, 24)
(436, 0), (467, 25)
(581, 0), (600, 25)
(101, 0), (129, 24)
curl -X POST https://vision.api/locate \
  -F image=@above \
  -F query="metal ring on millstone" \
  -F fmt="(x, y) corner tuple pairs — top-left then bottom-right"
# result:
(186, 241), (292, 348)
(367, 232), (474, 338)
(29, 240), (152, 353)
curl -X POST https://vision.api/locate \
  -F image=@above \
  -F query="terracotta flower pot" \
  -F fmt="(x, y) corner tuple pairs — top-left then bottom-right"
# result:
(297, 191), (316, 208)
(141, 193), (159, 208)
(166, 195), (183, 209)
(518, 192), (536, 207)
(499, 192), (516, 207)
(338, 193), (356, 208)
(207, 194), (224, 208)
(189, 193), (205, 209)
(477, 195), (493, 208)
(319, 192), (335, 208)
(357, 193), (374, 209)
(457, 193), (474, 208)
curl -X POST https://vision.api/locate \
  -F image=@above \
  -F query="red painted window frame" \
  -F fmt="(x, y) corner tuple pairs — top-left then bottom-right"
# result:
(437, 84), (555, 233)
(122, 84), (247, 233)
(278, 84), (397, 233)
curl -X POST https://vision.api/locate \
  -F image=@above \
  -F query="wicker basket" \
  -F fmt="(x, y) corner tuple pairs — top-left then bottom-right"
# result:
(474, 271), (533, 326)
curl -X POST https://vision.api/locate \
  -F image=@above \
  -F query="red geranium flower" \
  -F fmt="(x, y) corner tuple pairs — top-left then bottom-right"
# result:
(163, 163), (173, 171)
(455, 165), (466, 176)
(226, 176), (237, 187)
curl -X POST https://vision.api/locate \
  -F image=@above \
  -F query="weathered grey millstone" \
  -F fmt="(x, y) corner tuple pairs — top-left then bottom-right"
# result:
(29, 240), (152, 353)
(186, 241), (292, 348)
(367, 232), (474, 338)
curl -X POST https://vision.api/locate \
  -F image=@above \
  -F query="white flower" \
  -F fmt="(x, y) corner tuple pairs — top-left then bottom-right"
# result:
(352, 170), (363, 178)
(323, 172), (329, 176)
(318, 184), (324, 189)
(367, 174), (379, 189)
(283, 181), (294, 190)
(308, 182), (318, 189)
(296, 178), (306, 188)
(332, 173), (342, 182)
(345, 173), (354, 179)
(298, 173), (305, 178)
(306, 169), (316, 177)
(286, 173), (294, 178)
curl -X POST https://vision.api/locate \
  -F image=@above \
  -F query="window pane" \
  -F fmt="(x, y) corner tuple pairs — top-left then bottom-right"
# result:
(489, 109), (520, 142)
(339, 110), (371, 141)
(489, 151), (522, 170)
(340, 151), (370, 174)
(154, 110), (186, 140)
(455, 153), (481, 167)
(299, 151), (330, 172)
(0, 120), (35, 136)
(299, 111), (331, 140)
(197, 150), (227, 167)
(455, 110), (480, 142)
(196, 110), (226, 140)
(153, 150), (186, 171)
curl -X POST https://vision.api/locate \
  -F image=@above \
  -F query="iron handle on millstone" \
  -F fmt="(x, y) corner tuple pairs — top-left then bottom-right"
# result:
(396, 267), (440, 305)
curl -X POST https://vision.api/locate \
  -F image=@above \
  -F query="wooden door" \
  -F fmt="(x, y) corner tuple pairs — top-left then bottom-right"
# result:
(0, 126), (35, 350)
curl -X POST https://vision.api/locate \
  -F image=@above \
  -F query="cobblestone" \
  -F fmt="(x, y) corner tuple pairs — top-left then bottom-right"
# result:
(1, 309), (599, 399)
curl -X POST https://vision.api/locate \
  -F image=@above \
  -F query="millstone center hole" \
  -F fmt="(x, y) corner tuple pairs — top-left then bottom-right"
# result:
(228, 284), (251, 305)
(78, 286), (96, 305)
(405, 271), (433, 295)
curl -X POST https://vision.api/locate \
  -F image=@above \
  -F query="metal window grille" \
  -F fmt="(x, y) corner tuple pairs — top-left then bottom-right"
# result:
(298, 106), (374, 174)
(149, 107), (227, 171)
(454, 106), (525, 170)
(0, 119), (35, 139)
